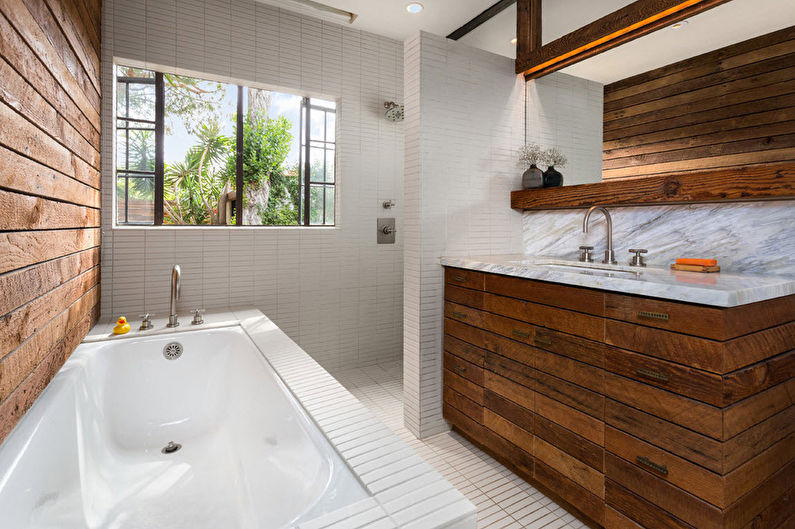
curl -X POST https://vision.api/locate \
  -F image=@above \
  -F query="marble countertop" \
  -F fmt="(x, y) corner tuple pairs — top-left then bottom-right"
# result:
(440, 255), (795, 307)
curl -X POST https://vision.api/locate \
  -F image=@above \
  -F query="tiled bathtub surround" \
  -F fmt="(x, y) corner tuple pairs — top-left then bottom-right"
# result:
(100, 0), (404, 371)
(522, 200), (795, 276)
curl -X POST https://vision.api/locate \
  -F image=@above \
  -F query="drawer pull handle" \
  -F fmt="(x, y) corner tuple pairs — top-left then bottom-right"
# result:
(512, 329), (530, 339)
(636, 368), (670, 383)
(451, 311), (467, 319)
(637, 310), (669, 321)
(452, 275), (467, 282)
(534, 334), (552, 345)
(452, 365), (466, 374)
(636, 456), (669, 476)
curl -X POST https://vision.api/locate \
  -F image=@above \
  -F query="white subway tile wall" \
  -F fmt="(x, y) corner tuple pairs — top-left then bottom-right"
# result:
(402, 33), (526, 438)
(402, 35), (604, 438)
(101, 0), (404, 371)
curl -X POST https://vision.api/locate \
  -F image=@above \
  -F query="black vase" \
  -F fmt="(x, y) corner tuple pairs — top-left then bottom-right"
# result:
(521, 164), (544, 189)
(543, 165), (563, 187)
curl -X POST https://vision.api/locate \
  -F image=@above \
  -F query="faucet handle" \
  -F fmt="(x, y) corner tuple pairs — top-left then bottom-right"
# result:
(578, 245), (594, 263)
(628, 248), (648, 267)
(191, 308), (205, 325)
(138, 313), (154, 330)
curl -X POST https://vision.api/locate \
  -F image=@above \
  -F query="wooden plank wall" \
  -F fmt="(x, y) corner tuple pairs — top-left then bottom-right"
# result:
(0, 0), (101, 442)
(603, 27), (795, 180)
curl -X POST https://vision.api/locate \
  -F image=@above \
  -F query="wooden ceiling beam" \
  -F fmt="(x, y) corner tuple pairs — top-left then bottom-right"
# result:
(447, 0), (517, 41)
(516, 0), (732, 79)
(516, 0), (541, 59)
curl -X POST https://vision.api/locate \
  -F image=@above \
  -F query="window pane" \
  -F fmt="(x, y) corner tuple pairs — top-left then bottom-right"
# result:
(163, 74), (236, 225)
(116, 129), (128, 171)
(128, 129), (155, 172)
(242, 89), (301, 226)
(324, 185), (334, 225)
(309, 185), (324, 225)
(310, 109), (325, 141)
(117, 176), (154, 224)
(310, 146), (325, 182)
(325, 112), (335, 142)
(126, 83), (155, 121)
(325, 147), (335, 183)
(310, 98), (335, 110)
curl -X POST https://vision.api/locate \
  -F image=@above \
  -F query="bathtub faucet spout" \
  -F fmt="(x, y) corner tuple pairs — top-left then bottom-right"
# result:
(168, 265), (181, 328)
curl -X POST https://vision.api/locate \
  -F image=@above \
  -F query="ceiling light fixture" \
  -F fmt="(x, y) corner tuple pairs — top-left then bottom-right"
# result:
(511, 38), (517, 44)
(281, 0), (358, 24)
(406, 3), (423, 14)
(671, 20), (689, 29)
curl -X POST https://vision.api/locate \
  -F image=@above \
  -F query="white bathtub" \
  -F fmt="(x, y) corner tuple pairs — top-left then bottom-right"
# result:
(0, 325), (368, 528)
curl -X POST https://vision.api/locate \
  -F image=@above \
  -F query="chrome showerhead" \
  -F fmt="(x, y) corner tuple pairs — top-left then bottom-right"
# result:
(384, 101), (404, 122)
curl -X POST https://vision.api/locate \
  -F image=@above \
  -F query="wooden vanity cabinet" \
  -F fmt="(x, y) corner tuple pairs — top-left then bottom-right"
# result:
(442, 267), (795, 529)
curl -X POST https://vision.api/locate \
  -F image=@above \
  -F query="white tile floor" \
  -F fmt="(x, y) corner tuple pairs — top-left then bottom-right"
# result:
(330, 362), (589, 529)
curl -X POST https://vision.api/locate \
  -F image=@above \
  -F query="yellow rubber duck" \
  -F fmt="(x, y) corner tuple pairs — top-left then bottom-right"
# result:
(113, 316), (131, 335)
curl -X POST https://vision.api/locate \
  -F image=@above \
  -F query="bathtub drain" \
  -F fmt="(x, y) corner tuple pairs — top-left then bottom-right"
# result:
(162, 342), (183, 360)
(161, 441), (182, 454)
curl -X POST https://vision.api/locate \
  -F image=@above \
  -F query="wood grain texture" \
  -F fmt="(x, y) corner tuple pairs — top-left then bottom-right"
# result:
(510, 163), (795, 210)
(516, 0), (731, 77)
(602, 30), (795, 179)
(0, 0), (100, 444)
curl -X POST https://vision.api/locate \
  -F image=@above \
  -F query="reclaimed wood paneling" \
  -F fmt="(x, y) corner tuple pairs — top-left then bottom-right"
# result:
(603, 29), (795, 179)
(0, 0), (100, 445)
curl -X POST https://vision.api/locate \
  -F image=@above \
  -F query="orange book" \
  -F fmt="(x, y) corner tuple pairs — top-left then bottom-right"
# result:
(675, 258), (717, 267)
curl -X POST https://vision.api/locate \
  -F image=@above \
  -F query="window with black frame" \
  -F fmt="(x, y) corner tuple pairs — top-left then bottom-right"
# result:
(115, 67), (156, 224)
(114, 64), (337, 227)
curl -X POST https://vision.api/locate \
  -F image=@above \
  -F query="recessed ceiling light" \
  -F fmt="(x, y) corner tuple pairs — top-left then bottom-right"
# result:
(406, 3), (423, 14)
(510, 38), (517, 45)
(671, 20), (689, 29)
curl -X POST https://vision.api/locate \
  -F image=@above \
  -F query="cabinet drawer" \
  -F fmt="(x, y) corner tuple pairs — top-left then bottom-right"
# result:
(444, 386), (483, 424)
(444, 367), (483, 405)
(535, 413), (603, 472)
(535, 436), (604, 498)
(486, 351), (535, 389)
(444, 333), (486, 367)
(606, 348), (723, 407)
(606, 453), (722, 529)
(536, 369), (604, 420)
(605, 372), (722, 440)
(536, 391), (604, 446)
(445, 267), (484, 290)
(606, 426), (724, 508)
(605, 292), (728, 340)
(444, 351), (484, 386)
(485, 273), (605, 316)
(482, 291), (604, 342)
(536, 347), (605, 394)
(606, 479), (698, 529)
(605, 399), (722, 474)
(484, 408), (534, 454)
(484, 389), (534, 433)
(485, 370), (535, 411)
(535, 460), (605, 526)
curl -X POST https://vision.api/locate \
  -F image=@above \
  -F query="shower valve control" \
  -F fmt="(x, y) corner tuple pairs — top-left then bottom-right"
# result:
(377, 218), (396, 244)
(191, 308), (205, 325)
(139, 313), (154, 330)
(382, 200), (395, 209)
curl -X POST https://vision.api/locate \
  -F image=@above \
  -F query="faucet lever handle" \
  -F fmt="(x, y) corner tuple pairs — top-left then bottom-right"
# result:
(138, 313), (154, 330)
(191, 308), (205, 325)
(628, 248), (648, 267)
(578, 246), (594, 263)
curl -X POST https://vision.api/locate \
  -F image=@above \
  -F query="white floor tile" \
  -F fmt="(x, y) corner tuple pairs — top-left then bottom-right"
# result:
(329, 361), (585, 529)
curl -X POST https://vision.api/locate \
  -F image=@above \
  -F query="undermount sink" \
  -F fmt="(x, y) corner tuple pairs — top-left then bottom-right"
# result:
(507, 258), (642, 276)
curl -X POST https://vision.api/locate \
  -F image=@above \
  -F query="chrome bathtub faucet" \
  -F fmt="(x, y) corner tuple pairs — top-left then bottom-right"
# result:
(582, 206), (617, 265)
(167, 265), (181, 328)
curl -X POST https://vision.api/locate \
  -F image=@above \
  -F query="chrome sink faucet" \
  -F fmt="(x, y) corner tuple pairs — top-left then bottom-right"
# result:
(167, 264), (181, 328)
(582, 206), (617, 265)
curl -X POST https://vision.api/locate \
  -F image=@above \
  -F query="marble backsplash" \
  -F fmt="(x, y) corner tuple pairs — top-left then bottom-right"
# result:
(522, 200), (795, 276)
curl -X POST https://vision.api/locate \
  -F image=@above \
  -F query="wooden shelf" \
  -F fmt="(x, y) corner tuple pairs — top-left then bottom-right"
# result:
(510, 163), (795, 210)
